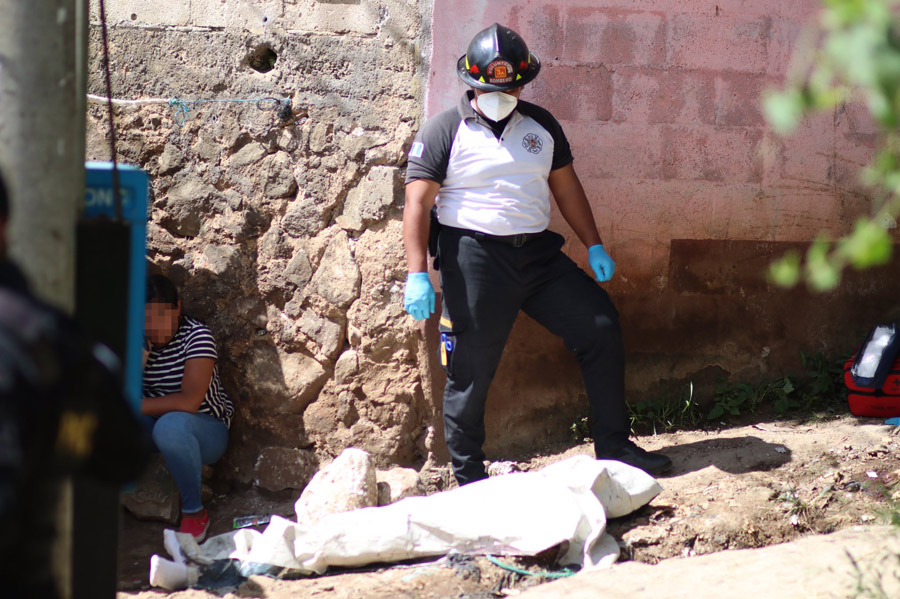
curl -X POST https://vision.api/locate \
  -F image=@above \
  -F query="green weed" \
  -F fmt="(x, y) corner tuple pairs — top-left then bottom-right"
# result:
(708, 351), (846, 421)
(628, 383), (704, 436)
(570, 416), (590, 444)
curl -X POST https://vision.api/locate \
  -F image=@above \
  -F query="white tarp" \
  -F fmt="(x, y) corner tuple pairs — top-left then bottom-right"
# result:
(165, 455), (661, 583)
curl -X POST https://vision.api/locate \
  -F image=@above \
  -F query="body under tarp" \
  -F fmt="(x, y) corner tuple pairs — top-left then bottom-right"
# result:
(157, 455), (661, 588)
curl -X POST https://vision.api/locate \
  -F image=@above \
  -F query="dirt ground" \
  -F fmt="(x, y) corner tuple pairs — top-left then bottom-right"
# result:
(117, 414), (900, 599)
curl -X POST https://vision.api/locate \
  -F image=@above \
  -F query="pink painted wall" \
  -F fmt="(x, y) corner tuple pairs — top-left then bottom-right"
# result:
(421, 0), (897, 456)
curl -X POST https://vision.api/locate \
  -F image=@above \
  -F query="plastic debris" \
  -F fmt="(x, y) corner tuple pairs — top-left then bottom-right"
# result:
(233, 514), (271, 529)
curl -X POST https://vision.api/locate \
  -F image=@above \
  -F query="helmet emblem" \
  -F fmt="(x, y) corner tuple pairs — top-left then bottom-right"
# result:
(487, 59), (514, 85)
(470, 64), (480, 75)
(522, 133), (543, 154)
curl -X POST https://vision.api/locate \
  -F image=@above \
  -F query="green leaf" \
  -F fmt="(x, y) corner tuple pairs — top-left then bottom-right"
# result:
(769, 250), (802, 287)
(763, 90), (805, 135)
(837, 217), (893, 268)
(782, 378), (795, 394)
(707, 404), (725, 421)
(805, 238), (841, 291)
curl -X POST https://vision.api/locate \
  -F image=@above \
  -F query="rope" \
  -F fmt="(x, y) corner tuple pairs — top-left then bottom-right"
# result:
(86, 94), (292, 127)
(168, 97), (292, 126)
(485, 555), (577, 579)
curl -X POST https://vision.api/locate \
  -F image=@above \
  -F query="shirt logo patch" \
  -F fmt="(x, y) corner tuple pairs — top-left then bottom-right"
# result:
(409, 141), (424, 158)
(522, 133), (543, 154)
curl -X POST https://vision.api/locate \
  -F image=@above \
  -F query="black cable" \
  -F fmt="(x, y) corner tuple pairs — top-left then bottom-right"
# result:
(97, 0), (122, 222)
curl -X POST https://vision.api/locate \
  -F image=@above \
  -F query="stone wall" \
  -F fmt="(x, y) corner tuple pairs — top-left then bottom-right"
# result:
(87, 1), (900, 490)
(86, 0), (437, 491)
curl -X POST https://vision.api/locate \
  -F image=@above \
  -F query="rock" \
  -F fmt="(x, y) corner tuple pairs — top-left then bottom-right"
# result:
(229, 142), (268, 168)
(147, 222), (181, 255)
(254, 446), (319, 492)
(294, 447), (377, 526)
(309, 122), (330, 153)
(157, 144), (184, 175)
(517, 526), (900, 599)
(282, 194), (326, 238)
(196, 244), (237, 276)
(336, 166), (398, 231)
(258, 226), (292, 260)
(244, 345), (329, 413)
(298, 311), (343, 359)
(224, 189), (243, 210)
(347, 323), (363, 348)
(193, 136), (220, 162)
(284, 249), (312, 290)
(336, 390), (359, 426)
(260, 151), (297, 198)
(376, 466), (422, 505)
(163, 175), (218, 237)
(121, 455), (180, 524)
(308, 233), (360, 308)
(277, 129), (300, 152)
(334, 349), (358, 385)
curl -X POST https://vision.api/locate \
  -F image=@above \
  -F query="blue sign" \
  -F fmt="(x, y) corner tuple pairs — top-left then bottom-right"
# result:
(84, 162), (148, 412)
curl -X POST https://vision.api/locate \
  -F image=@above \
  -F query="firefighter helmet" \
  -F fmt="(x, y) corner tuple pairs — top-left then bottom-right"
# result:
(456, 23), (541, 91)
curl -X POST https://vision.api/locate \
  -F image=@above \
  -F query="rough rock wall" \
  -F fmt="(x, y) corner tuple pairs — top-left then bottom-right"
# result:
(86, 0), (436, 491)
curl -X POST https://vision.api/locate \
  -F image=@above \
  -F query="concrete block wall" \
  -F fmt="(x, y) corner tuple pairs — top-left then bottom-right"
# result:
(424, 0), (900, 454)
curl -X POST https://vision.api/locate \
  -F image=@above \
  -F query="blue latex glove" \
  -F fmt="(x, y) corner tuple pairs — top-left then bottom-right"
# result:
(403, 272), (435, 321)
(885, 417), (900, 426)
(588, 244), (615, 282)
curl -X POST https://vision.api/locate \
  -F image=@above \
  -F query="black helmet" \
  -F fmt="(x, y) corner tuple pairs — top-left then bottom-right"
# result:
(457, 23), (541, 91)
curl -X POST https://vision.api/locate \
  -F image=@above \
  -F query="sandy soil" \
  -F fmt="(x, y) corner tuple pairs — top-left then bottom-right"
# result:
(116, 414), (900, 599)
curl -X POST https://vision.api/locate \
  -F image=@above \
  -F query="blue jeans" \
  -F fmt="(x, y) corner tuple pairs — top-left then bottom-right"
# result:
(141, 412), (229, 513)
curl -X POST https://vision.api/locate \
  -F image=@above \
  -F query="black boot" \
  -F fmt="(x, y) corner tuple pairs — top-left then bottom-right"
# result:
(596, 441), (672, 476)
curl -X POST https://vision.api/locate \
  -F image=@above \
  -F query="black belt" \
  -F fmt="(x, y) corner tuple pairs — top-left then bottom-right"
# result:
(442, 226), (546, 248)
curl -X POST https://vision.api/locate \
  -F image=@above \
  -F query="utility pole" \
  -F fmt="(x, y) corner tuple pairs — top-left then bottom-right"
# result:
(0, 2), (84, 598)
(0, 0), (81, 313)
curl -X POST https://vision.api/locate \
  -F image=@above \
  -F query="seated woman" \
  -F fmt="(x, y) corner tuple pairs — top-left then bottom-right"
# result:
(142, 274), (233, 541)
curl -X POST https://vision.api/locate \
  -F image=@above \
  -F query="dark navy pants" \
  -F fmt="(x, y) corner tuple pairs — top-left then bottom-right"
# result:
(437, 228), (629, 485)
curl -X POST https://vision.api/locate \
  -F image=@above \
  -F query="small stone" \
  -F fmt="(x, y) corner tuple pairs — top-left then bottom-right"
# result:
(254, 446), (318, 492)
(376, 467), (422, 505)
(294, 448), (377, 526)
(334, 349), (359, 385)
(229, 142), (268, 168)
(121, 455), (180, 525)
(157, 144), (184, 175)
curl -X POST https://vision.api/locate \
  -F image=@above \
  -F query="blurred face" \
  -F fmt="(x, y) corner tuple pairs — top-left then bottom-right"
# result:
(145, 300), (181, 348)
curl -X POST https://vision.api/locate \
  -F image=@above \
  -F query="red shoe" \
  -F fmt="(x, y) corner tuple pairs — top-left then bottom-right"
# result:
(178, 509), (210, 542)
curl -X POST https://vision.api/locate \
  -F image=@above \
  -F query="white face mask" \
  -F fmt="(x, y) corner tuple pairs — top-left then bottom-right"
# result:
(476, 91), (518, 121)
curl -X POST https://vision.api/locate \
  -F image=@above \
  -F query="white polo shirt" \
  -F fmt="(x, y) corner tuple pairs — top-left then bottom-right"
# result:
(405, 91), (573, 236)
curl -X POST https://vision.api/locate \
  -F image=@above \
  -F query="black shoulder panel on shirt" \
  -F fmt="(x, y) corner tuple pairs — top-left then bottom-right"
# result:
(515, 100), (574, 170)
(404, 106), (465, 185)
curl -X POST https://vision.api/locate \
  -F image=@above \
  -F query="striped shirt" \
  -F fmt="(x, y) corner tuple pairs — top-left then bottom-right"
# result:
(143, 316), (233, 428)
